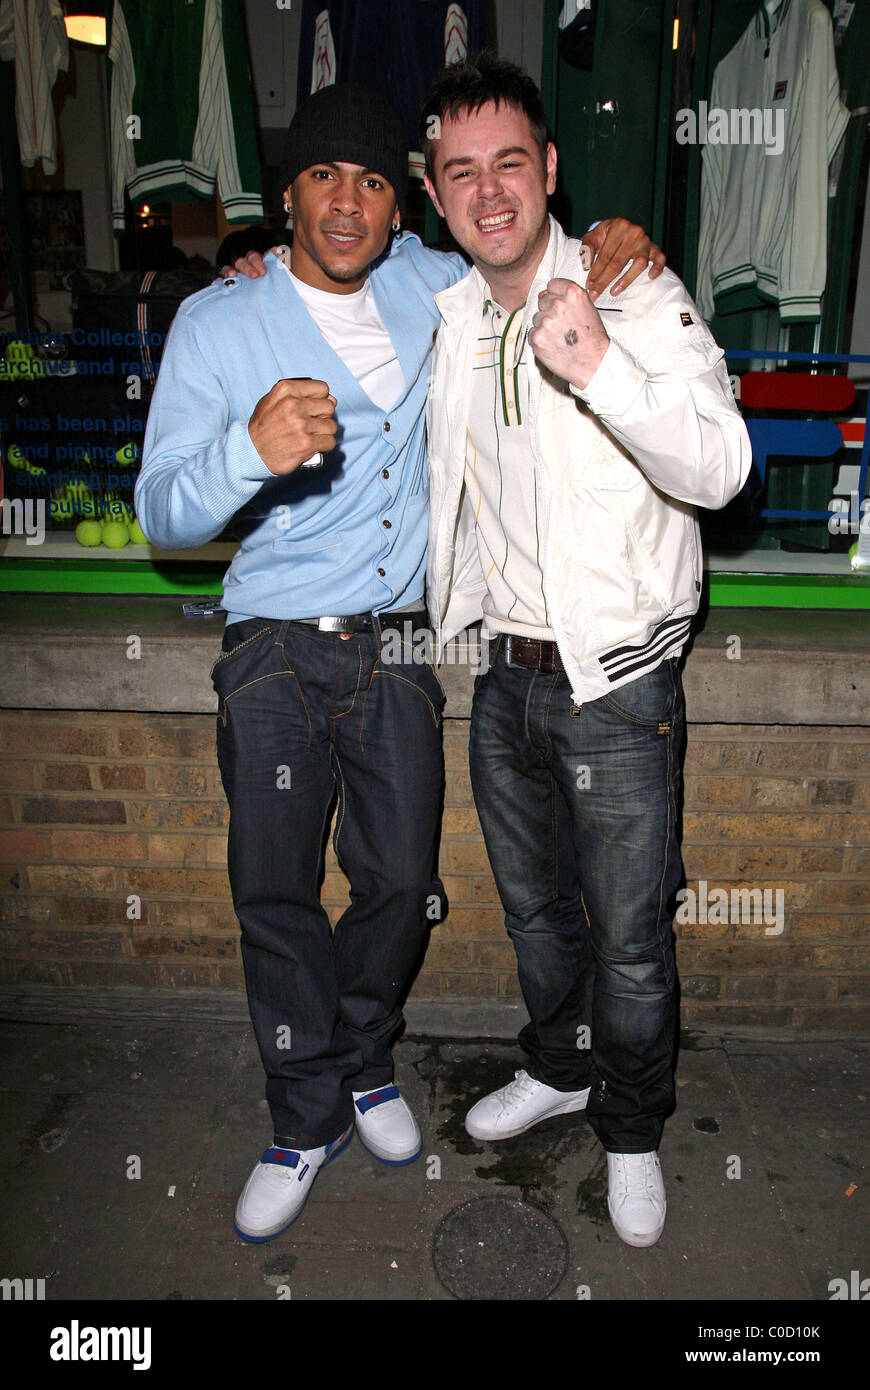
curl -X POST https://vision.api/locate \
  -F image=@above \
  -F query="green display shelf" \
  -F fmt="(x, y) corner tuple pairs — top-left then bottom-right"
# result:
(0, 559), (224, 595)
(708, 571), (870, 609)
(2, 560), (868, 608)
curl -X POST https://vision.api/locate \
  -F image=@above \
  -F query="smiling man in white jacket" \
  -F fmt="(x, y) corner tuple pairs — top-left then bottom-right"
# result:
(420, 53), (751, 1248)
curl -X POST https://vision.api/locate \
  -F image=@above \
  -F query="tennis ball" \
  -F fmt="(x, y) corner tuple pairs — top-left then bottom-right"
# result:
(100, 519), (130, 548)
(128, 517), (148, 545)
(115, 442), (140, 465)
(6, 339), (33, 361)
(101, 492), (134, 524)
(64, 482), (96, 523)
(75, 519), (103, 547)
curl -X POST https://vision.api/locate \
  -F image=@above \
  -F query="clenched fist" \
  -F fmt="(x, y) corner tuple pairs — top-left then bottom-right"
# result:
(528, 278), (610, 391)
(248, 378), (338, 475)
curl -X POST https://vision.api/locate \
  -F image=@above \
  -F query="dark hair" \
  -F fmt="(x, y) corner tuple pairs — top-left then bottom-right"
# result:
(216, 226), (276, 271)
(418, 50), (550, 181)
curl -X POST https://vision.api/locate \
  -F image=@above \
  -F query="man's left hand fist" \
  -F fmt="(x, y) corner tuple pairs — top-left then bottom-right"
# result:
(528, 278), (610, 391)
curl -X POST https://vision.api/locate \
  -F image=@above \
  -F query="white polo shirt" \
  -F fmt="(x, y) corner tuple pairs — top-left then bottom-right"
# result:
(464, 271), (555, 640)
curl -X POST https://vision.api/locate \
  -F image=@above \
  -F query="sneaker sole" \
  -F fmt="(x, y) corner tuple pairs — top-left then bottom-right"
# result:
(232, 1126), (354, 1243)
(608, 1211), (666, 1248)
(356, 1131), (422, 1166)
(465, 1088), (591, 1141)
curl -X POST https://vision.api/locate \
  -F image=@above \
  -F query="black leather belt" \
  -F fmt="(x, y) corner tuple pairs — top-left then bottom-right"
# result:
(493, 632), (565, 674)
(296, 609), (429, 635)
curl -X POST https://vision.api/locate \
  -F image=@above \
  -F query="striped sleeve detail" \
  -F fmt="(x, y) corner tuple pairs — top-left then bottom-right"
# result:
(824, 27), (849, 161)
(696, 67), (725, 321)
(108, 0), (137, 231)
(2, 0), (69, 175)
(128, 161), (217, 201)
(192, 0), (263, 224)
(599, 614), (692, 683)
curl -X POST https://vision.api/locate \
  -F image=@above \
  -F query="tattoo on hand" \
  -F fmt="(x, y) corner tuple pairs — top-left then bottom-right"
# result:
(564, 328), (579, 347)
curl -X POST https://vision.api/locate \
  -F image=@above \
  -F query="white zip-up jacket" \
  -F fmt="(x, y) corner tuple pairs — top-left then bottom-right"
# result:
(426, 217), (752, 704)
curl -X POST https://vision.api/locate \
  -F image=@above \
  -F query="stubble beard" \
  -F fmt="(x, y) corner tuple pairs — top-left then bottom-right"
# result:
(468, 208), (550, 285)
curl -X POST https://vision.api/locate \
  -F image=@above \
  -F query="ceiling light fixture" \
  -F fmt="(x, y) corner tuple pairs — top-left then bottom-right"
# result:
(63, 2), (107, 47)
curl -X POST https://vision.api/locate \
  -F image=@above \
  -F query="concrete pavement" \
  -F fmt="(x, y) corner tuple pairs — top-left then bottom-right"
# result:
(1, 1009), (867, 1303)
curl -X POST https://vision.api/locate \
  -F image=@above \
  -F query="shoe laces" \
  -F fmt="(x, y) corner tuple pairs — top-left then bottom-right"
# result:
(613, 1152), (657, 1195)
(500, 1070), (540, 1112)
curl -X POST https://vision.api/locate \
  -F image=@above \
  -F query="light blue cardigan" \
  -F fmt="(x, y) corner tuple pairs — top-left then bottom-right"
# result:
(136, 234), (467, 621)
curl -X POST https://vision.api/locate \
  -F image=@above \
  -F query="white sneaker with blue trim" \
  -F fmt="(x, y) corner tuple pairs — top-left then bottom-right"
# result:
(233, 1125), (353, 1242)
(353, 1085), (422, 1164)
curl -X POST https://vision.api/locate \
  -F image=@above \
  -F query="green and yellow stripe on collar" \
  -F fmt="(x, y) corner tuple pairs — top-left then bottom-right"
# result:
(481, 299), (528, 428)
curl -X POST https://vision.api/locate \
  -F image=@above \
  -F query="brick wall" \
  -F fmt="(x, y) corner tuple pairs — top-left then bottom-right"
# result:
(0, 710), (868, 1028)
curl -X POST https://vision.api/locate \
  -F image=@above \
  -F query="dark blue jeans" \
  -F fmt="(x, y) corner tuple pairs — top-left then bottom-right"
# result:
(468, 650), (684, 1153)
(212, 616), (445, 1150)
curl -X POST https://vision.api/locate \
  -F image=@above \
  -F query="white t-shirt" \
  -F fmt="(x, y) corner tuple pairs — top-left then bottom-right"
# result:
(285, 262), (405, 412)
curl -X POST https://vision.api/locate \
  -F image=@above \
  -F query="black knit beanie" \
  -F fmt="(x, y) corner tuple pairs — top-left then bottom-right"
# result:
(281, 84), (408, 214)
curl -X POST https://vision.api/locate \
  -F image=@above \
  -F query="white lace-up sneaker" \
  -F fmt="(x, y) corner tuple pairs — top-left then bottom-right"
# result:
(464, 1069), (591, 1141)
(606, 1150), (667, 1247)
(233, 1126), (353, 1242)
(353, 1085), (422, 1164)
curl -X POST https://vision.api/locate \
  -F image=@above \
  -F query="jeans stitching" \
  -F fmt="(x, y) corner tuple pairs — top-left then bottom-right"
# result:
(653, 661), (680, 991)
(330, 645), (365, 728)
(539, 672), (561, 763)
(426, 660), (447, 704)
(356, 649), (380, 755)
(598, 659), (678, 728)
(330, 745), (349, 883)
(371, 668), (442, 727)
(522, 667), (535, 755)
(273, 636), (313, 746)
(215, 670), (298, 728)
(209, 624), (276, 679)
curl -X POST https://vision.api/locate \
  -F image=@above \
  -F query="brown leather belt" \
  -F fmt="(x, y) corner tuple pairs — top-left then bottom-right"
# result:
(492, 633), (565, 674)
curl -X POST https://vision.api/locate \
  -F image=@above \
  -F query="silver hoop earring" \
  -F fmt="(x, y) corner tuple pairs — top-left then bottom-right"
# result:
(283, 202), (292, 214)
(392, 217), (401, 233)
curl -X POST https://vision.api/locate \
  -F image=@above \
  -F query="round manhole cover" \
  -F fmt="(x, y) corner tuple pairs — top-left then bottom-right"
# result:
(432, 1195), (569, 1300)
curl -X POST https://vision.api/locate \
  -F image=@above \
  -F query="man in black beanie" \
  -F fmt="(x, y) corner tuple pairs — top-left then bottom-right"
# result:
(281, 82), (409, 219)
(140, 80), (663, 1245)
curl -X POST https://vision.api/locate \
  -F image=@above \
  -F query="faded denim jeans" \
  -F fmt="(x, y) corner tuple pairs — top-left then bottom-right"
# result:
(212, 615), (445, 1150)
(468, 650), (684, 1153)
